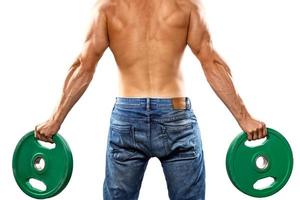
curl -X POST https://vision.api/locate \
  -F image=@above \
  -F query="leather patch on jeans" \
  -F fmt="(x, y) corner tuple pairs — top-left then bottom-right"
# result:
(171, 97), (186, 109)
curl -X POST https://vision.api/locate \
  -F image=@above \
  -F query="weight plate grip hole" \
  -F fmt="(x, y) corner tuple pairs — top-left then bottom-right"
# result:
(245, 137), (267, 148)
(38, 140), (56, 149)
(253, 177), (275, 190)
(28, 178), (47, 192)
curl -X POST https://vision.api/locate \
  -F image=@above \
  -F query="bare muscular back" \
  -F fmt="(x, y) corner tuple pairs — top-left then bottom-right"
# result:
(36, 0), (267, 143)
(104, 0), (191, 97)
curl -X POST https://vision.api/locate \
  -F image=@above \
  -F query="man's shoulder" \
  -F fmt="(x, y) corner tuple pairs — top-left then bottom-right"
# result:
(176, 0), (203, 13)
(93, 0), (114, 13)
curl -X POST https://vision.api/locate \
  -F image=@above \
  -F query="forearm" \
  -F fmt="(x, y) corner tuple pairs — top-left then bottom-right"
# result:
(199, 51), (251, 123)
(50, 57), (95, 124)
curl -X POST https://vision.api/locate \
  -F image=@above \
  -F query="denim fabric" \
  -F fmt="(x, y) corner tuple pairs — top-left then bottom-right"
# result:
(103, 97), (205, 200)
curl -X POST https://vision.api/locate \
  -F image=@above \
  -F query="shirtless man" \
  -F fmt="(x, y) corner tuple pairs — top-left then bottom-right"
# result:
(35, 0), (267, 199)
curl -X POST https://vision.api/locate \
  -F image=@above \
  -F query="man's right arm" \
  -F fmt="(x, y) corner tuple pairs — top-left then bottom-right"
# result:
(186, 0), (266, 140)
(35, 1), (110, 142)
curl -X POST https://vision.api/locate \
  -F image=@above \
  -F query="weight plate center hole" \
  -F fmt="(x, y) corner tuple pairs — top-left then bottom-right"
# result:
(34, 157), (45, 171)
(256, 156), (269, 170)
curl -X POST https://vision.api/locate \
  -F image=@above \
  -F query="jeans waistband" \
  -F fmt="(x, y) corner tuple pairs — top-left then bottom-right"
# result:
(114, 97), (192, 110)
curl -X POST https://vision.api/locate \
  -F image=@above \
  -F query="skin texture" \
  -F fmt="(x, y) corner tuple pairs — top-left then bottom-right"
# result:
(35, 0), (266, 143)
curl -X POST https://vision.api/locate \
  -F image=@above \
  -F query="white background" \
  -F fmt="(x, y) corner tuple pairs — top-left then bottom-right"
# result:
(0, 0), (299, 199)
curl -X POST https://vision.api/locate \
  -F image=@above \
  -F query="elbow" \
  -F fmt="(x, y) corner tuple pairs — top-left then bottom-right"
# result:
(201, 59), (228, 82)
(200, 50), (232, 78)
(69, 57), (95, 84)
(79, 55), (96, 74)
(77, 66), (94, 83)
(71, 55), (96, 75)
(78, 66), (95, 77)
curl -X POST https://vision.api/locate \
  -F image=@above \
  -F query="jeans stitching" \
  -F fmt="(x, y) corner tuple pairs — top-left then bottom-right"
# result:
(160, 125), (169, 155)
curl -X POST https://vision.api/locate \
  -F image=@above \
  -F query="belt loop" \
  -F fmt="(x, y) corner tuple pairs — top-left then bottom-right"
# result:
(186, 97), (191, 110)
(146, 98), (150, 111)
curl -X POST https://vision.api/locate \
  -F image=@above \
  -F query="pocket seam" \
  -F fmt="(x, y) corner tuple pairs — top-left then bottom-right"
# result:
(110, 124), (132, 132)
(164, 122), (194, 132)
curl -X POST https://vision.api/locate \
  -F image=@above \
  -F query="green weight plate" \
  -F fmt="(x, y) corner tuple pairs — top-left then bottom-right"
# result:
(226, 128), (293, 198)
(12, 130), (73, 199)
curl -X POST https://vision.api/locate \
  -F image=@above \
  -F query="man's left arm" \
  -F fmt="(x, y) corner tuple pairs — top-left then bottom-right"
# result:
(186, 0), (266, 141)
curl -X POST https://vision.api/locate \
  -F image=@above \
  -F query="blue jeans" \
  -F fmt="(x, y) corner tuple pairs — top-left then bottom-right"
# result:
(103, 97), (205, 200)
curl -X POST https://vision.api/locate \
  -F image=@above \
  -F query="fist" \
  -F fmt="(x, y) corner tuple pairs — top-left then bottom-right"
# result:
(35, 120), (61, 143)
(239, 117), (267, 141)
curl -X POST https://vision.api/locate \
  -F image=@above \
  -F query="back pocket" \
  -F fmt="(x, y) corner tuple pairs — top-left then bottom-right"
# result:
(162, 120), (197, 161)
(109, 123), (136, 162)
